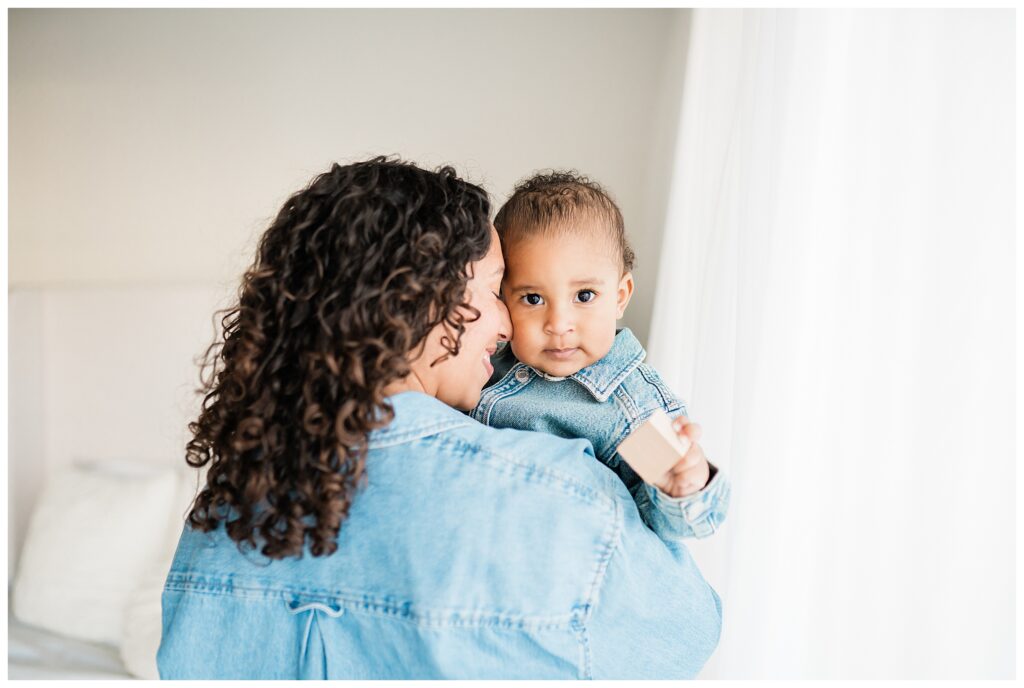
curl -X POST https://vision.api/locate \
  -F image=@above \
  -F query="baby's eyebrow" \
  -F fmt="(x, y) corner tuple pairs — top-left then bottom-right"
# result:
(506, 278), (605, 293)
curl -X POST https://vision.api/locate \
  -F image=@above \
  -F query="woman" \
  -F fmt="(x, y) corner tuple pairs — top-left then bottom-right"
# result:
(157, 157), (723, 679)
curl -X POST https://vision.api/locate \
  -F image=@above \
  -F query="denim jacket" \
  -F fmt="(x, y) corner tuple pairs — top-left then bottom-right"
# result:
(471, 328), (730, 542)
(157, 391), (722, 679)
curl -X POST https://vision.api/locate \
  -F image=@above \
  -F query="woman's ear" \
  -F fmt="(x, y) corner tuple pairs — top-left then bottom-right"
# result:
(616, 272), (635, 319)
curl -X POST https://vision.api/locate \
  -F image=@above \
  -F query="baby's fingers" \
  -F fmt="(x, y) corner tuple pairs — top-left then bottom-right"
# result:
(670, 440), (706, 474)
(672, 416), (703, 443)
(682, 422), (702, 443)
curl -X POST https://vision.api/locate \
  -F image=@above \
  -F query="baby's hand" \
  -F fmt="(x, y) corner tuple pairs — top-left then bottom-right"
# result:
(653, 416), (710, 498)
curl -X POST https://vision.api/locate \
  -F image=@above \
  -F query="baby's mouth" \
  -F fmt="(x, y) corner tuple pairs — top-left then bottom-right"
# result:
(543, 347), (578, 360)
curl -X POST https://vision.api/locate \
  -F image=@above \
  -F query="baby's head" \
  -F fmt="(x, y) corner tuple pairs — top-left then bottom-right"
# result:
(494, 171), (635, 378)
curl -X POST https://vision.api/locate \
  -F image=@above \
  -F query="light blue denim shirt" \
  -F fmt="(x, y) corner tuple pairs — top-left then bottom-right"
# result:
(471, 328), (730, 542)
(157, 390), (722, 679)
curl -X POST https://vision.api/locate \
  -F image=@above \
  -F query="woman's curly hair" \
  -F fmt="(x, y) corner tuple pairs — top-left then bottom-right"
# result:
(185, 156), (492, 560)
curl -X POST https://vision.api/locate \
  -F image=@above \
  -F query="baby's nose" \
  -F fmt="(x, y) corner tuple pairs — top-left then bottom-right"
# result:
(543, 316), (574, 335)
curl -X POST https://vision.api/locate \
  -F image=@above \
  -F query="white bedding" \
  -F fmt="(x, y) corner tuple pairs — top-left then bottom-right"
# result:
(8, 610), (133, 680)
(8, 285), (223, 681)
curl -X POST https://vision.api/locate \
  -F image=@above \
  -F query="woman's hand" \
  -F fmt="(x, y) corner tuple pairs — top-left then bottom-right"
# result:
(653, 416), (711, 498)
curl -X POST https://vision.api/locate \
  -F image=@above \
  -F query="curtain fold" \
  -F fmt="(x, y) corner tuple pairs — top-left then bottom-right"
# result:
(648, 9), (1014, 678)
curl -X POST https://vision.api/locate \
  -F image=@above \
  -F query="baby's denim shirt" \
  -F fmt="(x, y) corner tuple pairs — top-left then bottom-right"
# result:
(471, 328), (730, 542)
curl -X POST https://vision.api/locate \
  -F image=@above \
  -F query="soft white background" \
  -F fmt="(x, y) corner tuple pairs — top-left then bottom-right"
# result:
(8, 8), (686, 338)
(6, 7), (1017, 680)
(648, 8), (1015, 679)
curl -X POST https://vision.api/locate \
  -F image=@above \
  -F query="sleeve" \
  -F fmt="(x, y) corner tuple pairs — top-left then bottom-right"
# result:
(633, 461), (731, 540)
(611, 372), (731, 542)
(584, 481), (725, 679)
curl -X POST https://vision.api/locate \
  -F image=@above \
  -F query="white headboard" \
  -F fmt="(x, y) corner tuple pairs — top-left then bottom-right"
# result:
(8, 284), (236, 578)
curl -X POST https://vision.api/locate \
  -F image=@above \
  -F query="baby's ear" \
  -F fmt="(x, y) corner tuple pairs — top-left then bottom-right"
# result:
(616, 272), (635, 318)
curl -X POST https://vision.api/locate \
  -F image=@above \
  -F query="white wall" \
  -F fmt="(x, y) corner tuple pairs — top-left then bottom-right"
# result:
(9, 8), (688, 344)
(7, 285), (236, 580)
(8, 293), (45, 581)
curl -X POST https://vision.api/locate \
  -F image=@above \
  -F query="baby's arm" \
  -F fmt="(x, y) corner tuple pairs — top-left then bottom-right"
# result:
(624, 420), (731, 541)
(611, 447), (729, 541)
(610, 376), (730, 541)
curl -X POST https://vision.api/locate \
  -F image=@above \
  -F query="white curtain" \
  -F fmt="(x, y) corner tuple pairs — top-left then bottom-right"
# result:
(647, 9), (1014, 679)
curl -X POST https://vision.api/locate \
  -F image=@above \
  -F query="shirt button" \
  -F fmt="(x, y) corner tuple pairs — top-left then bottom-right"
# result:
(515, 369), (530, 382)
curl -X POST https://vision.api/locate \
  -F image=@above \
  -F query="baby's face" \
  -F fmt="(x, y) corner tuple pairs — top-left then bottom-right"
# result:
(501, 230), (633, 377)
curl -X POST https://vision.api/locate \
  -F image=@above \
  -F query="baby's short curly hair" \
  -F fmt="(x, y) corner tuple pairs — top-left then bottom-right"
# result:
(493, 171), (635, 273)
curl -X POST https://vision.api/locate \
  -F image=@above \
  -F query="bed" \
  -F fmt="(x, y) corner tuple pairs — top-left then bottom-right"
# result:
(8, 606), (132, 680)
(8, 285), (229, 680)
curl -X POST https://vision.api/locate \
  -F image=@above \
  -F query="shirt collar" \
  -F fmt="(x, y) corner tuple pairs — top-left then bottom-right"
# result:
(569, 328), (646, 402)
(514, 328), (646, 403)
(368, 390), (473, 448)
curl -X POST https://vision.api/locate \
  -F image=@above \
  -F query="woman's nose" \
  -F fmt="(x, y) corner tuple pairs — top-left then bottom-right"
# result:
(496, 301), (512, 342)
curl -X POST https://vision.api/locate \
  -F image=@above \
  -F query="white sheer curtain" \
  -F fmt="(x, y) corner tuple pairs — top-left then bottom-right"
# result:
(647, 9), (1014, 679)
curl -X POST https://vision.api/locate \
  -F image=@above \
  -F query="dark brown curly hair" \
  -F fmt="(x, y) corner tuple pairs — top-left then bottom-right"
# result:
(493, 170), (635, 273)
(185, 156), (492, 560)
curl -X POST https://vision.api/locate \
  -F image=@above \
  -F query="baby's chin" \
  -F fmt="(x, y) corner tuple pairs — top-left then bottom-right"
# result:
(520, 348), (601, 378)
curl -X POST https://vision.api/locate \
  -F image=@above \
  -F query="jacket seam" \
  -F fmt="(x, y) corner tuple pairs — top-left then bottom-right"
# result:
(570, 495), (622, 680)
(379, 416), (616, 508)
(570, 614), (593, 679)
(167, 431), (620, 631)
(162, 579), (580, 629)
(579, 496), (622, 610)
(608, 372), (688, 457)
(371, 419), (475, 448)
(475, 374), (532, 426)
(635, 364), (686, 413)
(609, 386), (641, 450)
(456, 434), (617, 510)
(573, 497), (623, 679)
(571, 347), (645, 402)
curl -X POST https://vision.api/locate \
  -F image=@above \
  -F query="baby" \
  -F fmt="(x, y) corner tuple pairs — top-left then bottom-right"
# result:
(471, 172), (729, 541)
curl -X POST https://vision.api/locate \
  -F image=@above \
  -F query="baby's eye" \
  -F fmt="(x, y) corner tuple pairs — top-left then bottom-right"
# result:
(575, 289), (597, 303)
(521, 293), (544, 306)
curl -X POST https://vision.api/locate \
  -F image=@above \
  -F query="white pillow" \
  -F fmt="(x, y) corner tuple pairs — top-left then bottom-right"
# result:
(12, 460), (185, 647)
(119, 466), (201, 679)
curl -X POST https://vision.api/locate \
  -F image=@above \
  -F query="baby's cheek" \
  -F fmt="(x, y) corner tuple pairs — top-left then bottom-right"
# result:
(506, 311), (531, 338)
(507, 325), (540, 361)
(508, 338), (528, 365)
(584, 331), (617, 365)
